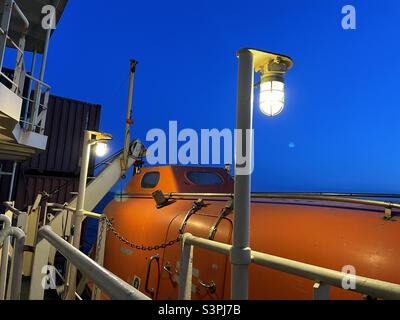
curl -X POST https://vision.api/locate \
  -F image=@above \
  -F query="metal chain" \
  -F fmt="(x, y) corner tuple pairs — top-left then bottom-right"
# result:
(103, 216), (182, 251)
(94, 218), (106, 262)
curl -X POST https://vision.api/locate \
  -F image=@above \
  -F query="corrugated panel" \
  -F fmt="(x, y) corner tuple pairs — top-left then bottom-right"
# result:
(0, 96), (101, 212)
(0, 94), (101, 212)
(14, 175), (79, 211)
(22, 95), (101, 175)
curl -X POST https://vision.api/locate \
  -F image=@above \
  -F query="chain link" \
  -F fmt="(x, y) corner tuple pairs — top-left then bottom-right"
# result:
(103, 216), (182, 251)
(94, 218), (106, 262)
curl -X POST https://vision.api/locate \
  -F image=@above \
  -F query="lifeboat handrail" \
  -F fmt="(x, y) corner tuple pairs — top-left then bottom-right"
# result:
(117, 192), (400, 211)
(170, 193), (400, 210)
(179, 233), (400, 300)
(168, 192), (400, 199)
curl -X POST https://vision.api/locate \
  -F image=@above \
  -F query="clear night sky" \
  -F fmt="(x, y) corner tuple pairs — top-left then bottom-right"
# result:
(25, 0), (400, 192)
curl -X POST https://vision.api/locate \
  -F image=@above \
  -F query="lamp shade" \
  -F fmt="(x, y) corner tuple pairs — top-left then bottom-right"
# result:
(259, 76), (285, 117)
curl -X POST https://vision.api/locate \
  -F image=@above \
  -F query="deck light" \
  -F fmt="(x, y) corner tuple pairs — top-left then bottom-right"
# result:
(95, 141), (108, 157)
(259, 57), (291, 117)
(66, 130), (112, 300)
(232, 48), (293, 300)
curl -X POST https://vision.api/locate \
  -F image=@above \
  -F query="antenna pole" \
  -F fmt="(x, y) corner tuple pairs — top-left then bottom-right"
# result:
(122, 59), (138, 176)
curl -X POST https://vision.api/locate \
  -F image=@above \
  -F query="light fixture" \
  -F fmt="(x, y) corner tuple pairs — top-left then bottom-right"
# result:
(259, 57), (290, 117)
(95, 141), (108, 157)
(231, 48), (293, 300)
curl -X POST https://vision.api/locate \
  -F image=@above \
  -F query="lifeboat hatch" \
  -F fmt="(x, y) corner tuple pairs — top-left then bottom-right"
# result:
(158, 202), (233, 300)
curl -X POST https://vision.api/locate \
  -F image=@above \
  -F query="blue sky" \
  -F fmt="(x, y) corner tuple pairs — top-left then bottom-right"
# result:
(32, 0), (400, 192)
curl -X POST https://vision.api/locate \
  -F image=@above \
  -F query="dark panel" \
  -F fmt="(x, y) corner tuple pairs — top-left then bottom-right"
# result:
(14, 175), (79, 211)
(22, 95), (102, 176)
(0, 94), (101, 211)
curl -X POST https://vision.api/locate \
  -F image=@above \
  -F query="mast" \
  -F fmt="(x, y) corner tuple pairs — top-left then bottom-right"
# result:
(122, 59), (138, 176)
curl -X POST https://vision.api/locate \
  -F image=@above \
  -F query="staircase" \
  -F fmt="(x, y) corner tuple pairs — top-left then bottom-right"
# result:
(0, 73), (49, 160)
(0, 0), (67, 161)
(0, 78), (47, 160)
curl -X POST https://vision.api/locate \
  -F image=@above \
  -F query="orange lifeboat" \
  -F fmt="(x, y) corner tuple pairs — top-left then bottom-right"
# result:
(102, 166), (400, 300)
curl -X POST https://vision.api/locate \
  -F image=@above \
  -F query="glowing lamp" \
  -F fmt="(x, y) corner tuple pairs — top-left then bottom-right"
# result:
(259, 75), (285, 116)
(244, 49), (293, 117)
(95, 141), (108, 157)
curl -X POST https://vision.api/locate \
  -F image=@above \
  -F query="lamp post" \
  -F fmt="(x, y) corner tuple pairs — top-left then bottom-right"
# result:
(231, 48), (293, 300)
(65, 130), (112, 300)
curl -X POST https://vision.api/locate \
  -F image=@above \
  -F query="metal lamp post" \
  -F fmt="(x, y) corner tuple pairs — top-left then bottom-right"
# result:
(231, 48), (293, 300)
(65, 130), (112, 300)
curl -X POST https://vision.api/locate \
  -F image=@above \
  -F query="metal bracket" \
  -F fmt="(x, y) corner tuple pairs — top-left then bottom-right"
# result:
(230, 247), (252, 266)
(144, 254), (160, 299)
(198, 280), (216, 294)
(152, 190), (174, 209)
(179, 199), (206, 234)
(208, 198), (234, 240)
(384, 208), (393, 221)
(163, 263), (178, 288)
(313, 282), (331, 300)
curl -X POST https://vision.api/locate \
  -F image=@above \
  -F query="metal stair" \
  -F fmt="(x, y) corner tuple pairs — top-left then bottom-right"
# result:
(0, 0), (68, 161)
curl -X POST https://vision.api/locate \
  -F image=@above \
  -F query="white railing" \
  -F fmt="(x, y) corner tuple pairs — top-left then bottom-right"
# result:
(179, 233), (400, 300)
(20, 73), (51, 134)
(0, 0), (29, 96)
(1, 201), (147, 301)
(0, 0), (51, 135)
(0, 207), (27, 300)
(37, 226), (150, 300)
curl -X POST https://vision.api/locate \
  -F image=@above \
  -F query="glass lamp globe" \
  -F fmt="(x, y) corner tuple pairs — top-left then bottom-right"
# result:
(95, 141), (108, 157)
(259, 77), (285, 117)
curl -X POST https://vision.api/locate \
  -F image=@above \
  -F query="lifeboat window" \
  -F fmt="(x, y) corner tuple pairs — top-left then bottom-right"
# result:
(186, 171), (223, 185)
(141, 172), (160, 189)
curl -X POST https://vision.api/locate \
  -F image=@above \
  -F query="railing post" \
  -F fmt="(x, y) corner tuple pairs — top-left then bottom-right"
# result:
(13, 34), (26, 95)
(179, 234), (193, 300)
(21, 50), (37, 128)
(30, 15), (52, 132)
(28, 236), (51, 300)
(65, 130), (92, 300)
(9, 227), (26, 300)
(0, 215), (11, 300)
(8, 162), (17, 201)
(231, 48), (254, 300)
(0, 0), (12, 71)
(313, 282), (331, 300)
(0, 235), (10, 300)
(92, 217), (107, 300)
(34, 86), (50, 134)
(5, 210), (28, 300)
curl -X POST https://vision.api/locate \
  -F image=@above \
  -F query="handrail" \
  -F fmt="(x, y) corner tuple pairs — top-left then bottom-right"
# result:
(38, 226), (150, 300)
(115, 192), (400, 211)
(180, 233), (400, 300)
(3, 201), (25, 216)
(0, 215), (26, 300)
(0, 71), (19, 88)
(10, 0), (29, 31)
(24, 73), (51, 90)
(0, 0), (51, 134)
(0, 215), (11, 300)
(20, 73), (51, 133)
(251, 194), (400, 210)
(46, 203), (103, 220)
(0, 28), (24, 54)
(255, 192), (400, 198)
